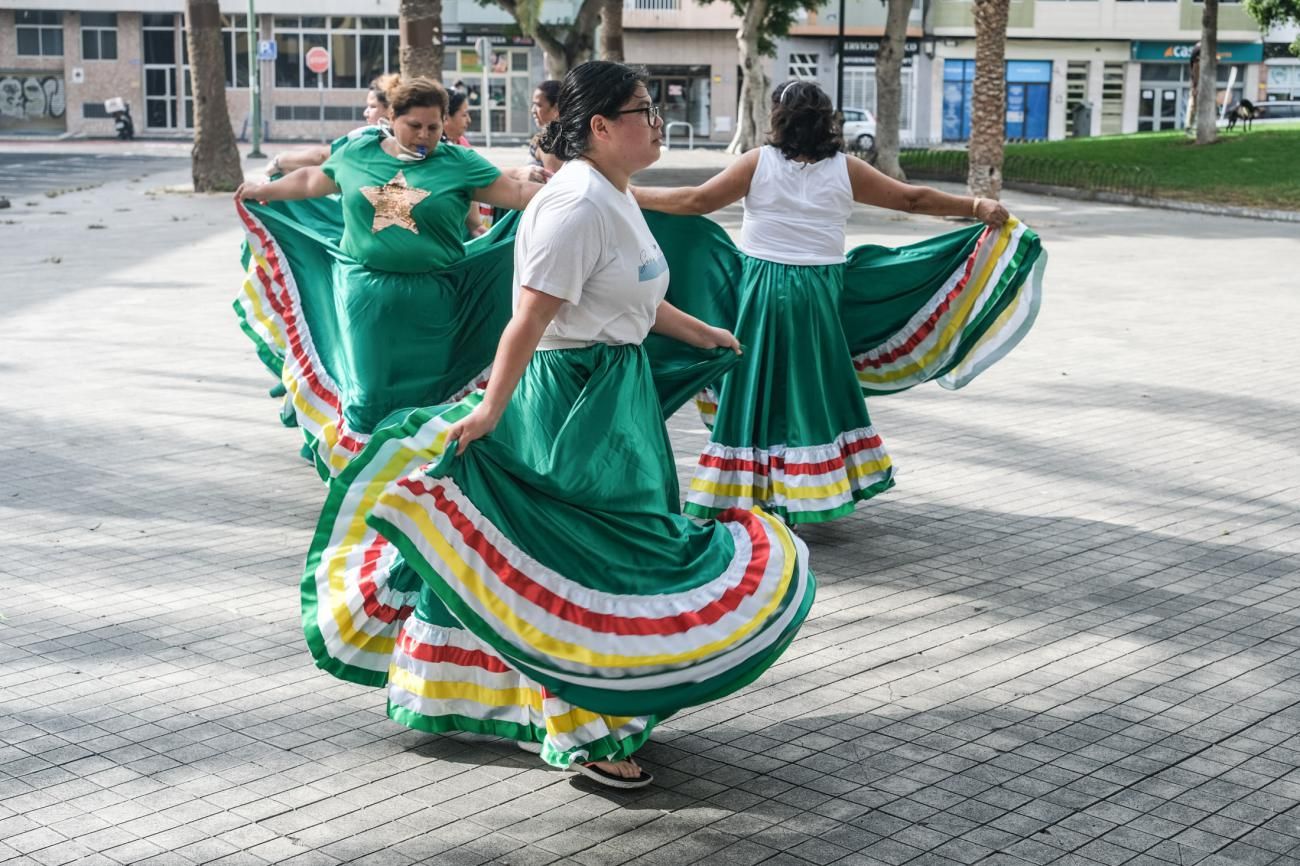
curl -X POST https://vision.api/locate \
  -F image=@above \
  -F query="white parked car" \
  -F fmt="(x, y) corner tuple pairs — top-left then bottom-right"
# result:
(841, 108), (877, 151)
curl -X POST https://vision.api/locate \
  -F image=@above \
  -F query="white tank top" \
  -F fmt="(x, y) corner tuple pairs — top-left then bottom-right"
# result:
(739, 145), (855, 266)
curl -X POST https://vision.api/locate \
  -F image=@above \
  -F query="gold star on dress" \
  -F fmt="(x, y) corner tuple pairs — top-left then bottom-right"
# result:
(360, 170), (430, 235)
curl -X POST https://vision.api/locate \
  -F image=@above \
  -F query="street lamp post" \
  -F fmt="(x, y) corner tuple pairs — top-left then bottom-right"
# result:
(835, 0), (846, 112)
(247, 0), (264, 158)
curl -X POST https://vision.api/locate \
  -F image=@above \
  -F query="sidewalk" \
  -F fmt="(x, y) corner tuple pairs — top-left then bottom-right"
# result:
(0, 163), (1298, 866)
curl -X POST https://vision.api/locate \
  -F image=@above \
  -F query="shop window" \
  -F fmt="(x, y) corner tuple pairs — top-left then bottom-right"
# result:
(1065, 61), (1088, 135)
(221, 15), (249, 88)
(81, 12), (117, 61)
(1100, 62), (1124, 134)
(274, 104), (366, 121)
(17, 10), (64, 57)
(446, 44), (535, 135)
(273, 16), (399, 89)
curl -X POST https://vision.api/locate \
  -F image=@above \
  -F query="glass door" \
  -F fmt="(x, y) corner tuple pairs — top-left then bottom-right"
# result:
(1158, 88), (1180, 130)
(1138, 86), (1185, 132)
(142, 15), (180, 129)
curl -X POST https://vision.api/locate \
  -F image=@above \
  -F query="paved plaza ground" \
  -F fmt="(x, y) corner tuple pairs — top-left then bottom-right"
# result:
(1, 146), (1298, 866)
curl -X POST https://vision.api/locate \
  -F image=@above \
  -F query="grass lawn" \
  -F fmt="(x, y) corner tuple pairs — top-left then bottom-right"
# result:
(1004, 123), (1300, 211)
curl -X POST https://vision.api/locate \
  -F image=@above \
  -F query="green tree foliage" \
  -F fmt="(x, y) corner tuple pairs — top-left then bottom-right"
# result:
(1246, 0), (1300, 55)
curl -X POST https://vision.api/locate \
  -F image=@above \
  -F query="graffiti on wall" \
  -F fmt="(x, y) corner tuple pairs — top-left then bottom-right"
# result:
(0, 73), (67, 133)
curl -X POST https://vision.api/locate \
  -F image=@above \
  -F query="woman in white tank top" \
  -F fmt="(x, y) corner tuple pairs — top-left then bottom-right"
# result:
(633, 80), (1039, 526)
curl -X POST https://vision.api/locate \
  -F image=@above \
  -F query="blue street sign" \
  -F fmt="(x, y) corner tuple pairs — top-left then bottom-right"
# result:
(257, 39), (277, 61)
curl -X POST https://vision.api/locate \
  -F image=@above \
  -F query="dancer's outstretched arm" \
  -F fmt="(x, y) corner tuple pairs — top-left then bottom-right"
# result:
(474, 174), (544, 212)
(235, 167), (340, 203)
(263, 145), (331, 177)
(630, 149), (761, 215)
(651, 302), (741, 354)
(443, 287), (564, 454)
(847, 155), (1010, 227)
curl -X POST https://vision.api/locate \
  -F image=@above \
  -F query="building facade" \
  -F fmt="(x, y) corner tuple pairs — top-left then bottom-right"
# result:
(927, 0), (1267, 140)
(0, 0), (575, 139)
(774, 0), (933, 143)
(0, 0), (1281, 142)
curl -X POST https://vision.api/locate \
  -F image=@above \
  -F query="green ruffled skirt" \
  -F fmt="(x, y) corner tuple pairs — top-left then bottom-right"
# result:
(304, 342), (815, 767)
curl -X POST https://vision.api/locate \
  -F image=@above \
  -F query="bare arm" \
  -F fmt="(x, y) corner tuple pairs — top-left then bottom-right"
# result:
(235, 167), (340, 203)
(631, 148), (761, 215)
(264, 145), (332, 176)
(846, 154), (1009, 227)
(651, 301), (741, 353)
(473, 174), (543, 211)
(506, 164), (554, 184)
(442, 288), (565, 454)
(465, 199), (486, 238)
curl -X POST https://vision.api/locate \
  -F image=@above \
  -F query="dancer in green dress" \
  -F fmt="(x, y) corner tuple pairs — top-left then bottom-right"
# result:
(234, 77), (540, 476)
(301, 62), (815, 789)
(634, 79), (1045, 524)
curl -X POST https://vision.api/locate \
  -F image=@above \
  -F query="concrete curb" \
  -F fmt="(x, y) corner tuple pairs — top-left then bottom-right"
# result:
(1003, 180), (1300, 224)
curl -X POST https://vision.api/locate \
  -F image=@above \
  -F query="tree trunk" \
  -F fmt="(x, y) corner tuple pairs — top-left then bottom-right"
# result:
(184, 0), (242, 192)
(728, 0), (770, 154)
(1195, 0), (1219, 144)
(533, 28), (570, 79)
(600, 0), (624, 62)
(523, 0), (602, 79)
(399, 0), (443, 81)
(873, 0), (911, 180)
(968, 0), (1010, 198)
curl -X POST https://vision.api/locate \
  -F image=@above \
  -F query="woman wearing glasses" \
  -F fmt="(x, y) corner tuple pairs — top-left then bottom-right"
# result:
(299, 62), (814, 789)
(633, 80), (1046, 525)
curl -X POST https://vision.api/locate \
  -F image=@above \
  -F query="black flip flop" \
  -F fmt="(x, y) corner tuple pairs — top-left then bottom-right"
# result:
(572, 761), (654, 790)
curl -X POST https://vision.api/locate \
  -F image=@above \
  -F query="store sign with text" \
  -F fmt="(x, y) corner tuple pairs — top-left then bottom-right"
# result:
(1130, 41), (1265, 63)
(843, 38), (921, 68)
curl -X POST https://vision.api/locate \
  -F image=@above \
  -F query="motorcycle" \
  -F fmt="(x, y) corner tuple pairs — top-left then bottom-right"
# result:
(104, 97), (134, 141)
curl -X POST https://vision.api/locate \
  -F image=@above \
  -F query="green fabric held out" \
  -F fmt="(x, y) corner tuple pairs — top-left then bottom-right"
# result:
(363, 343), (814, 719)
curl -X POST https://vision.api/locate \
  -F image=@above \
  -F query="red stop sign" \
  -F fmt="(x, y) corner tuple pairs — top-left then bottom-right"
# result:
(305, 46), (331, 74)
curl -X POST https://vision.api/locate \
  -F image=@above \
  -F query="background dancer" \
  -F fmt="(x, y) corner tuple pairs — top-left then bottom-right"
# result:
(633, 79), (1041, 525)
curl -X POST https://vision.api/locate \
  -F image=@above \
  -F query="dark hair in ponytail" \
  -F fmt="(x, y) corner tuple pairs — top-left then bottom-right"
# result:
(767, 80), (843, 162)
(538, 61), (646, 161)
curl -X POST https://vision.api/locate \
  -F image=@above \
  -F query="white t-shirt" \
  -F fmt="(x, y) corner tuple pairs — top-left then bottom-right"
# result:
(514, 159), (670, 346)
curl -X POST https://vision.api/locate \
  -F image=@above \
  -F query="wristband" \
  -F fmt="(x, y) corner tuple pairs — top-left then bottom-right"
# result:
(971, 197), (981, 217)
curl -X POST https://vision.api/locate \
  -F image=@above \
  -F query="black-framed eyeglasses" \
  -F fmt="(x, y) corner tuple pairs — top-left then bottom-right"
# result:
(613, 104), (662, 127)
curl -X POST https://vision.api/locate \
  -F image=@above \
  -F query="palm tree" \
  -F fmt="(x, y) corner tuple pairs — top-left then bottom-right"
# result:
(968, 0), (1009, 198)
(873, 0), (912, 180)
(184, 0), (242, 191)
(601, 0), (625, 62)
(1195, 0), (1219, 144)
(399, 0), (443, 80)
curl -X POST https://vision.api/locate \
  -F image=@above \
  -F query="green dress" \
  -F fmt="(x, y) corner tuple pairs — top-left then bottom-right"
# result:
(234, 134), (509, 477)
(231, 157), (1042, 767)
(635, 212), (1047, 525)
(297, 159), (815, 769)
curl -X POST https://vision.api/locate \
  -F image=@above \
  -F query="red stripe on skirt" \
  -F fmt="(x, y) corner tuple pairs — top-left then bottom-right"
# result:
(356, 534), (415, 624)
(697, 431), (884, 478)
(854, 228), (987, 371)
(396, 629), (513, 673)
(394, 478), (776, 637)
